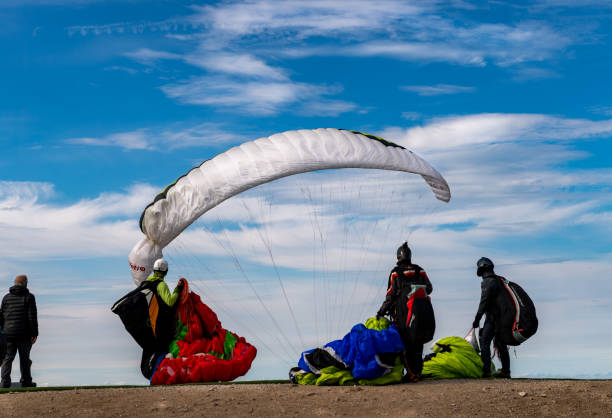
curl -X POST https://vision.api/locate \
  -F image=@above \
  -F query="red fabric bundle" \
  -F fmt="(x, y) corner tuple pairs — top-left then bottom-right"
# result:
(151, 279), (257, 385)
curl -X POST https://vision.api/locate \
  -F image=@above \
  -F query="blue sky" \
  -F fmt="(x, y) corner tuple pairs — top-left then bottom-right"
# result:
(1, 0), (611, 386)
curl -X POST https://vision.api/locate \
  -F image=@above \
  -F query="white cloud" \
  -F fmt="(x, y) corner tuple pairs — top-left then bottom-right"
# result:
(191, 1), (427, 38)
(0, 181), (156, 259)
(0, 181), (55, 208)
(401, 111), (422, 121)
(401, 84), (475, 96)
(103, 65), (140, 74)
(298, 98), (358, 117)
(109, 1), (584, 115)
(67, 123), (246, 150)
(161, 76), (352, 116)
(67, 18), (185, 37)
(191, 1), (572, 67)
(185, 52), (288, 80)
(344, 41), (486, 66)
(123, 48), (181, 64)
(380, 113), (612, 151)
(68, 129), (151, 150)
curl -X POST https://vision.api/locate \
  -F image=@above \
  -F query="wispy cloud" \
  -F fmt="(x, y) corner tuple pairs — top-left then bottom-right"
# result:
(105, 1), (587, 115)
(381, 113), (612, 151)
(123, 48), (181, 64)
(191, 1), (573, 67)
(102, 65), (141, 74)
(66, 18), (186, 37)
(401, 84), (475, 96)
(161, 76), (350, 116)
(185, 52), (288, 80)
(0, 181), (156, 259)
(401, 112), (422, 121)
(0, 181), (54, 208)
(190, 1), (427, 38)
(124, 47), (355, 115)
(66, 123), (246, 150)
(342, 41), (486, 66)
(68, 129), (151, 150)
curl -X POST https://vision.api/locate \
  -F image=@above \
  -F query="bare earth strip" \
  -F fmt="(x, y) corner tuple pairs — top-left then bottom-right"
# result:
(0, 380), (611, 417)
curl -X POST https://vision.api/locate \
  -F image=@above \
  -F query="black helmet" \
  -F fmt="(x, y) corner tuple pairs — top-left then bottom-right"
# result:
(397, 242), (411, 262)
(476, 257), (494, 277)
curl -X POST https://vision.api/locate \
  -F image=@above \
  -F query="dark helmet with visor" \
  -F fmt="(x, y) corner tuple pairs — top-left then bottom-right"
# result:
(476, 257), (494, 277)
(397, 242), (411, 263)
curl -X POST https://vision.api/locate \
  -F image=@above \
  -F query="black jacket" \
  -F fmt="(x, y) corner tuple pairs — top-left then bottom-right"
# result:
(474, 271), (503, 324)
(377, 261), (432, 319)
(0, 286), (38, 338)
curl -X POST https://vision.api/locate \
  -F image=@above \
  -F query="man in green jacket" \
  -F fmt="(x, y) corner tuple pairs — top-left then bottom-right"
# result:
(147, 258), (181, 308)
(146, 258), (183, 351)
(140, 258), (183, 379)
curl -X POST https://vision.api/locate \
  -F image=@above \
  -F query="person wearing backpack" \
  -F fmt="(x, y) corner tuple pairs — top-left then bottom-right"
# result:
(472, 257), (511, 379)
(0, 275), (38, 388)
(377, 242), (434, 382)
(139, 258), (185, 376)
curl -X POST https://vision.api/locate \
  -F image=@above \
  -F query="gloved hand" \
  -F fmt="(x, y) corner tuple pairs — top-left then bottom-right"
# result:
(472, 320), (480, 329)
(177, 278), (189, 303)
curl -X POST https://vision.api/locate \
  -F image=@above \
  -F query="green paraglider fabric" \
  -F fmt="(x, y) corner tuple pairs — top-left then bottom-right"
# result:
(422, 336), (491, 379)
(364, 316), (390, 331)
(292, 359), (404, 386)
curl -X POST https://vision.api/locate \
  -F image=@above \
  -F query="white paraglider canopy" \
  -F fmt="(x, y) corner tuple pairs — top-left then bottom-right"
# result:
(129, 128), (451, 284)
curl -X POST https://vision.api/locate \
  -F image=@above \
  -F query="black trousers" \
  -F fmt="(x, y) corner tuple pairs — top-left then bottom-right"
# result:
(399, 331), (424, 375)
(1, 337), (33, 386)
(480, 319), (510, 374)
(404, 342), (424, 375)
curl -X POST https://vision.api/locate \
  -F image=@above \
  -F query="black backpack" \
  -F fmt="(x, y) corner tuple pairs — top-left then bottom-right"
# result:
(495, 276), (538, 346)
(395, 266), (436, 344)
(111, 280), (158, 351)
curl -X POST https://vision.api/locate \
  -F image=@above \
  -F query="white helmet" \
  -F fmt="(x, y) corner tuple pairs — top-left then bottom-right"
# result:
(153, 258), (168, 273)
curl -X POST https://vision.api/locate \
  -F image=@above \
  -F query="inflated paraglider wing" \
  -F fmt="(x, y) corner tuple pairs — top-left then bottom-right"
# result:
(129, 128), (451, 283)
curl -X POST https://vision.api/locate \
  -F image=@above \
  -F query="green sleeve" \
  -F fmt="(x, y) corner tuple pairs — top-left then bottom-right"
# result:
(156, 281), (180, 307)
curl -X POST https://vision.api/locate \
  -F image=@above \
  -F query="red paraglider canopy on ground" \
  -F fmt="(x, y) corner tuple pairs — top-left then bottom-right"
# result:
(151, 279), (257, 385)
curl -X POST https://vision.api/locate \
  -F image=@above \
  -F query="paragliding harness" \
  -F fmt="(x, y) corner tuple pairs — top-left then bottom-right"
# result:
(394, 266), (435, 344)
(495, 276), (538, 346)
(111, 279), (177, 379)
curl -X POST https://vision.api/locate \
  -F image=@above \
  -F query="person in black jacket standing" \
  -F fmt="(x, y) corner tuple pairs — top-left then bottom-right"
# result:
(472, 257), (510, 378)
(377, 242), (433, 382)
(0, 275), (38, 388)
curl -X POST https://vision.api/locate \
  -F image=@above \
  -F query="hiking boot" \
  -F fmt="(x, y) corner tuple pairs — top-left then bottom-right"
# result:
(1, 381), (10, 389)
(482, 371), (491, 378)
(401, 370), (419, 383)
(401, 374), (419, 383)
(493, 370), (511, 379)
(21, 381), (36, 388)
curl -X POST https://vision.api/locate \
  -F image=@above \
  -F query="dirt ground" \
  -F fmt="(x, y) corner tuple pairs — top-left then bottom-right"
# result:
(0, 379), (611, 417)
